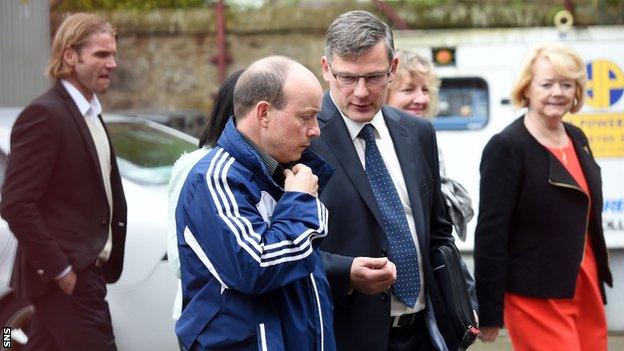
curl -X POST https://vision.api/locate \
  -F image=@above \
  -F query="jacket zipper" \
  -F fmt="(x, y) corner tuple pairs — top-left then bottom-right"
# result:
(309, 273), (324, 351)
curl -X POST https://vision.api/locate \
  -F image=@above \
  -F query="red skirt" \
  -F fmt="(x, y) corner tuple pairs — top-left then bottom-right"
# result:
(504, 238), (607, 351)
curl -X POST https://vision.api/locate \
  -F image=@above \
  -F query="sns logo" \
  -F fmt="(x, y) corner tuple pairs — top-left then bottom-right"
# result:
(2, 327), (10, 348)
(586, 60), (624, 108)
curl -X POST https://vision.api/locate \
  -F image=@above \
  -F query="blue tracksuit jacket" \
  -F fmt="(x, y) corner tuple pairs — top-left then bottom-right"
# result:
(175, 119), (336, 351)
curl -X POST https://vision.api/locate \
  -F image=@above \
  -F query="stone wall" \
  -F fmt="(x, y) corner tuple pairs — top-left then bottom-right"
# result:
(106, 31), (326, 112)
(53, 1), (622, 135)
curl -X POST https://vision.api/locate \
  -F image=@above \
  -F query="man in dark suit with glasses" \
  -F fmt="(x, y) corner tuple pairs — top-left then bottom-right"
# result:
(311, 10), (471, 351)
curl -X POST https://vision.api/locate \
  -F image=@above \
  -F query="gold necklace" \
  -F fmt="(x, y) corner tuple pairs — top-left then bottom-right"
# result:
(558, 147), (568, 164)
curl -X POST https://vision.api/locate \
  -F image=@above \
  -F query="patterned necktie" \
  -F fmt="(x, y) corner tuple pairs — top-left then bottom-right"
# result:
(359, 123), (420, 307)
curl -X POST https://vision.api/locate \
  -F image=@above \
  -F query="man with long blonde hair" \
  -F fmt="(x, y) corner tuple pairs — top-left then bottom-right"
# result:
(1, 12), (126, 350)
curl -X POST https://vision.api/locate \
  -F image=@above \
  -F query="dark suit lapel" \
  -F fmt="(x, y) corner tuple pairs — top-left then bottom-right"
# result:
(547, 151), (580, 188)
(567, 125), (601, 197)
(383, 107), (427, 248)
(54, 82), (106, 192)
(318, 94), (384, 227)
(575, 145), (601, 198)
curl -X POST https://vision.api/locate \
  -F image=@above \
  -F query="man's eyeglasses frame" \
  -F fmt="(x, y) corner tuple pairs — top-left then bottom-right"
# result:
(328, 64), (392, 87)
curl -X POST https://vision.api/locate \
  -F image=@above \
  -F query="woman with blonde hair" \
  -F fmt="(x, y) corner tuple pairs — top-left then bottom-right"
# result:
(474, 42), (612, 350)
(387, 49), (439, 118)
(387, 49), (473, 241)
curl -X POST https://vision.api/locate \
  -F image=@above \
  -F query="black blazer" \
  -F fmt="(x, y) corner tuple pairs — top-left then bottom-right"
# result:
(311, 93), (460, 351)
(474, 116), (613, 327)
(1, 82), (127, 298)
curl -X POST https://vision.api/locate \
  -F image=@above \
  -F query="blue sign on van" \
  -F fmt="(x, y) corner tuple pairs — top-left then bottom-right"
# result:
(586, 60), (624, 108)
(605, 199), (624, 213)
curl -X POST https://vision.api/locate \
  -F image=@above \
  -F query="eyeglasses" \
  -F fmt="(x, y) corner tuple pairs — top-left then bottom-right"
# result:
(328, 65), (391, 87)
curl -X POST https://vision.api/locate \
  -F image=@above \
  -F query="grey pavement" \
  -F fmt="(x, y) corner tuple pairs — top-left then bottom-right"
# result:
(470, 332), (624, 350)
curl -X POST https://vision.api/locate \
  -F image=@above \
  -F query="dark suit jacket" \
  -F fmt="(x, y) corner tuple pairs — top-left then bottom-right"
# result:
(310, 93), (459, 351)
(474, 116), (612, 327)
(1, 82), (127, 298)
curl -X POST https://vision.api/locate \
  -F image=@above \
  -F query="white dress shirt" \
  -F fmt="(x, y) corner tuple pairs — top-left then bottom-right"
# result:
(330, 94), (426, 316)
(62, 80), (113, 263)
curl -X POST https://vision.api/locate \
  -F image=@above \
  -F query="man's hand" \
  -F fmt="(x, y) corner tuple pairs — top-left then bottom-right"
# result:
(349, 257), (396, 295)
(57, 269), (77, 296)
(284, 164), (318, 197)
(479, 326), (500, 343)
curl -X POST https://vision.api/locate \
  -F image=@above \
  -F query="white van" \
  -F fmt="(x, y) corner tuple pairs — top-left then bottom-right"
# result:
(395, 24), (624, 330)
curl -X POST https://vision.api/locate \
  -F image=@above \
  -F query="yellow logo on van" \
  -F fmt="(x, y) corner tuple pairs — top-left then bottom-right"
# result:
(585, 60), (624, 108)
(565, 112), (624, 158)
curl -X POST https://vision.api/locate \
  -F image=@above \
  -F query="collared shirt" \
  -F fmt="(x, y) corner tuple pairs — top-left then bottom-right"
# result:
(330, 93), (426, 316)
(240, 132), (278, 175)
(239, 131), (292, 187)
(61, 80), (113, 263)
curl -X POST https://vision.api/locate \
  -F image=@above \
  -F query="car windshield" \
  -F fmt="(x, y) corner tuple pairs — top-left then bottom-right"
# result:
(107, 121), (197, 185)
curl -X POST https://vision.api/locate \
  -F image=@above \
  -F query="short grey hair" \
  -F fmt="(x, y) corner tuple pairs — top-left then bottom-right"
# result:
(324, 10), (395, 64)
(233, 56), (295, 119)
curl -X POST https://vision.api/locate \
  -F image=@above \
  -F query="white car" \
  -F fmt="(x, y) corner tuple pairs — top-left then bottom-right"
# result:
(0, 108), (197, 350)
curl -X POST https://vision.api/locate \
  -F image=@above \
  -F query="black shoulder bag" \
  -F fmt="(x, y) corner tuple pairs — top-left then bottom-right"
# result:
(431, 244), (480, 350)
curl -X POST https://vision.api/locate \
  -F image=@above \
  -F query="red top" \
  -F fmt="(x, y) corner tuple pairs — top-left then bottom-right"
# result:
(545, 138), (589, 195)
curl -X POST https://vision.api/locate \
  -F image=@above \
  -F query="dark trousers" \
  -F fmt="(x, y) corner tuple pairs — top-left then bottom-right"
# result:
(387, 311), (435, 351)
(24, 264), (117, 351)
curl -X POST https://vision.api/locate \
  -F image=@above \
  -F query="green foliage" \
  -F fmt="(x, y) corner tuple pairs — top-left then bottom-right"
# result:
(58, 0), (209, 10)
(385, 0), (450, 5)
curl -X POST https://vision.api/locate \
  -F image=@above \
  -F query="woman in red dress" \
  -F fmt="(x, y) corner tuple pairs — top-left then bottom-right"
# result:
(474, 42), (612, 350)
